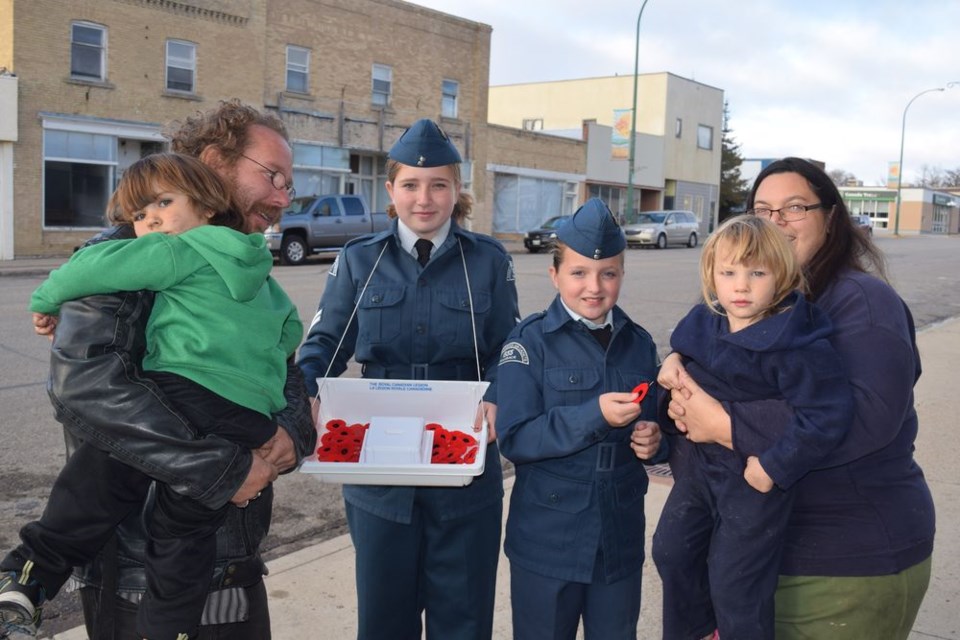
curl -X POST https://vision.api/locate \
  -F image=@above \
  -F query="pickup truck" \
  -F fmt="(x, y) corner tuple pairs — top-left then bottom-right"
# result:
(265, 194), (390, 265)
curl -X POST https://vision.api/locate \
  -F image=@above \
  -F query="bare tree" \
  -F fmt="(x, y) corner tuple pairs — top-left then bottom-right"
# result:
(944, 168), (960, 187)
(828, 168), (858, 186)
(915, 165), (945, 188)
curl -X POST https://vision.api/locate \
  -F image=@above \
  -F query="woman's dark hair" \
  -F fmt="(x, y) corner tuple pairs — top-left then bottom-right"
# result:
(746, 157), (887, 299)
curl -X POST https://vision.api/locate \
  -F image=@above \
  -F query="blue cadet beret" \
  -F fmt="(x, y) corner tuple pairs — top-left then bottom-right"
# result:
(388, 118), (462, 167)
(557, 197), (626, 260)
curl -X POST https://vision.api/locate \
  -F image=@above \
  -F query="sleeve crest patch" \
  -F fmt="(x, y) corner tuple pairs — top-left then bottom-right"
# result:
(499, 341), (529, 366)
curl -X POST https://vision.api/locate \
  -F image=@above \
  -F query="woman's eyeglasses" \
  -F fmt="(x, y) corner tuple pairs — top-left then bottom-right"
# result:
(747, 203), (823, 222)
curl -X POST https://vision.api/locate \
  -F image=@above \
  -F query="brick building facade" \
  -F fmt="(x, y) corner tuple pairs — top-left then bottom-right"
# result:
(1, 0), (724, 258)
(2, 0), (587, 257)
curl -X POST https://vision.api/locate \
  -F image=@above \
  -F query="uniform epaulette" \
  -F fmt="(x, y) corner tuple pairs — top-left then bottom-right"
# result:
(514, 310), (547, 337)
(344, 228), (390, 251)
(471, 233), (510, 256)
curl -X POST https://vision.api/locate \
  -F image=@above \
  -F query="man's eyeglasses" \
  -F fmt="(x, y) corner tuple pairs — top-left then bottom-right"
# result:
(747, 203), (823, 222)
(240, 154), (296, 200)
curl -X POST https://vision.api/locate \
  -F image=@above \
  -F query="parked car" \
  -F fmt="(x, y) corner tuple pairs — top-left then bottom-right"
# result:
(852, 214), (873, 236)
(623, 210), (700, 249)
(523, 215), (570, 253)
(265, 194), (390, 265)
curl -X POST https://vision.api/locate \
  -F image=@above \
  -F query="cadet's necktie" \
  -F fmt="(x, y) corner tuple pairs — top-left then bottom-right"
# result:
(415, 238), (433, 267)
(587, 325), (612, 349)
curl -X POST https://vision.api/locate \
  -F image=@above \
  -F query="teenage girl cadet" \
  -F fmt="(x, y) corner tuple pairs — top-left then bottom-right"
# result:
(0, 153), (301, 640)
(296, 119), (519, 640)
(495, 197), (666, 640)
(653, 214), (853, 639)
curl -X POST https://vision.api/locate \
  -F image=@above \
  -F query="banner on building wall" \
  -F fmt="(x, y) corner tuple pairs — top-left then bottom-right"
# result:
(612, 109), (632, 159)
(887, 161), (900, 189)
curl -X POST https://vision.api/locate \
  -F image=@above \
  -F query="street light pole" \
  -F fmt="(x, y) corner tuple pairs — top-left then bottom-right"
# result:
(625, 0), (651, 222)
(893, 86), (945, 236)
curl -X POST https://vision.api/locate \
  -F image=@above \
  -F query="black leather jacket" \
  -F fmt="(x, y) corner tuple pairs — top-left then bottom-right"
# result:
(48, 225), (316, 592)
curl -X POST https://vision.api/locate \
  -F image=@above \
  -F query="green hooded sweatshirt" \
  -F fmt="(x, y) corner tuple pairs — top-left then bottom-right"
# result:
(31, 225), (303, 416)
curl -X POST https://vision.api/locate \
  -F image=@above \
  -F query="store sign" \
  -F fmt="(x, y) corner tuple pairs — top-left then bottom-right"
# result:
(844, 191), (896, 202)
(887, 161), (900, 189)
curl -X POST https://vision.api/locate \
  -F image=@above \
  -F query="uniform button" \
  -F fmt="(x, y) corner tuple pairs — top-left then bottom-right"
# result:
(599, 481), (607, 489)
(224, 578), (233, 585)
(227, 565), (236, 575)
(549, 493), (559, 503)
(371, 294), (381, 303)
(460, 300), (469, 308)
(416, 325), (425, 334)
(568, 375), (578, 384)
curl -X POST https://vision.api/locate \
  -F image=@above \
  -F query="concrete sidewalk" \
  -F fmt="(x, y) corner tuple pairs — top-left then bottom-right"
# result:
(43, 317), (958, 639)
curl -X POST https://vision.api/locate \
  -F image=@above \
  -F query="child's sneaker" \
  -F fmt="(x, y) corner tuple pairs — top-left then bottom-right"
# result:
(0, 571), (44, 638)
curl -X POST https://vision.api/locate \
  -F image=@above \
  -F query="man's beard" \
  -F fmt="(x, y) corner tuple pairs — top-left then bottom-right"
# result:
(230, 180), (282, 233)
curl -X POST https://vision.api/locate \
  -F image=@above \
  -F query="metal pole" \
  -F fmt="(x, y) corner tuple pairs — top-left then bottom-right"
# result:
(893, 87), (944, 236)
(625, 0), (651, 222)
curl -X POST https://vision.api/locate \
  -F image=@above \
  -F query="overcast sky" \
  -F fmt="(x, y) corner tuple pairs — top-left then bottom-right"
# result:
(411, 0), (959, 186)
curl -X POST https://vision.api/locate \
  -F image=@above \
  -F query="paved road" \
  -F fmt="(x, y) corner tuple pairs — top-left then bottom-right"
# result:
(1, 233), (958, 635)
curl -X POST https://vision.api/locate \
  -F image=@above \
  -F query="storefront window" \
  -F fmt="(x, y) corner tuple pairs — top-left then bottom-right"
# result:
(43, 129), (115, 228)
(293, 143), (350, 198)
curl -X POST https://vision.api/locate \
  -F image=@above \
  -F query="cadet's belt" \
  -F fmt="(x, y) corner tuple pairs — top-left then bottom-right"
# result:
(361, 362), (482, 381)
(596, 442), (636, 472)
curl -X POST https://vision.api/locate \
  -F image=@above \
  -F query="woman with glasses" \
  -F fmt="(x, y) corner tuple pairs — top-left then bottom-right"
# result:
(297, 119), (519, 640)
(656, 157), (935, 639)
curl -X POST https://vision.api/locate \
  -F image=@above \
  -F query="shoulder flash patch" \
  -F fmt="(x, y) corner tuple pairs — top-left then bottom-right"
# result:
(329, 254), (340, 277)
(506, 257), (516, 282)
(499, 341), (529, 366)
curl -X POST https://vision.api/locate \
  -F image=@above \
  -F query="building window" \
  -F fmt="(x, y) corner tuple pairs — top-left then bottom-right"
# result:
(349, 154), (388, 211)
(441, 79), (459, 118)
(166, 40), (196, 93)
(697, 124), (713, 150)
(293, 142), (350, 198)
(372, 64), (392, 107)
(43, 129), (116, 228)
(493, 174), (568, 234)
(286, 45), (310, 94)
(675, 117), (682, 138)
(71, 22), (106, 81)
(522, 118), (544, 131)
(588, 183), (624, 220)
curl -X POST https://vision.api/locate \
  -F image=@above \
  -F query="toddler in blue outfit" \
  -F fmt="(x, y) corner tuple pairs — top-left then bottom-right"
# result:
(653, 214), (853, 640)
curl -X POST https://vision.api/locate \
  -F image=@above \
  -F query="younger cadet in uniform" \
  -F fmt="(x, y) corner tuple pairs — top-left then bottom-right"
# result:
(496, 198), (666, 640)
(297, 119), (519, 640)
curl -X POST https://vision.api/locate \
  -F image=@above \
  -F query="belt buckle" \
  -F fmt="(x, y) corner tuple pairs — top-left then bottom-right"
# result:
(596, 442), (617, 471)
(411, 364), (429, 380)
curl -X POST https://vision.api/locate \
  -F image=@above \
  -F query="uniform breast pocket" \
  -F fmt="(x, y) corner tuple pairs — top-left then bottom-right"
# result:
(435, 289), (491, 346)
(357, 286), (405, 344)
(545, 367), (601, 407)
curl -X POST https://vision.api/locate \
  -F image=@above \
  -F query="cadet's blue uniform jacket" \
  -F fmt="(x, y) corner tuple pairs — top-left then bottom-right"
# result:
(497, 296), (665, 583)
(297, 219), (520, 522)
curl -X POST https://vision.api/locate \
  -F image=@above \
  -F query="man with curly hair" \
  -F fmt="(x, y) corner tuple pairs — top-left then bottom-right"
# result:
(167, 99), (294, 234)
(16, 100), (314, 640)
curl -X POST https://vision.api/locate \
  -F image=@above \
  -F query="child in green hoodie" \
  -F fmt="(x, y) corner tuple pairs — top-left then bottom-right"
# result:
(0, 153), (302, 640)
